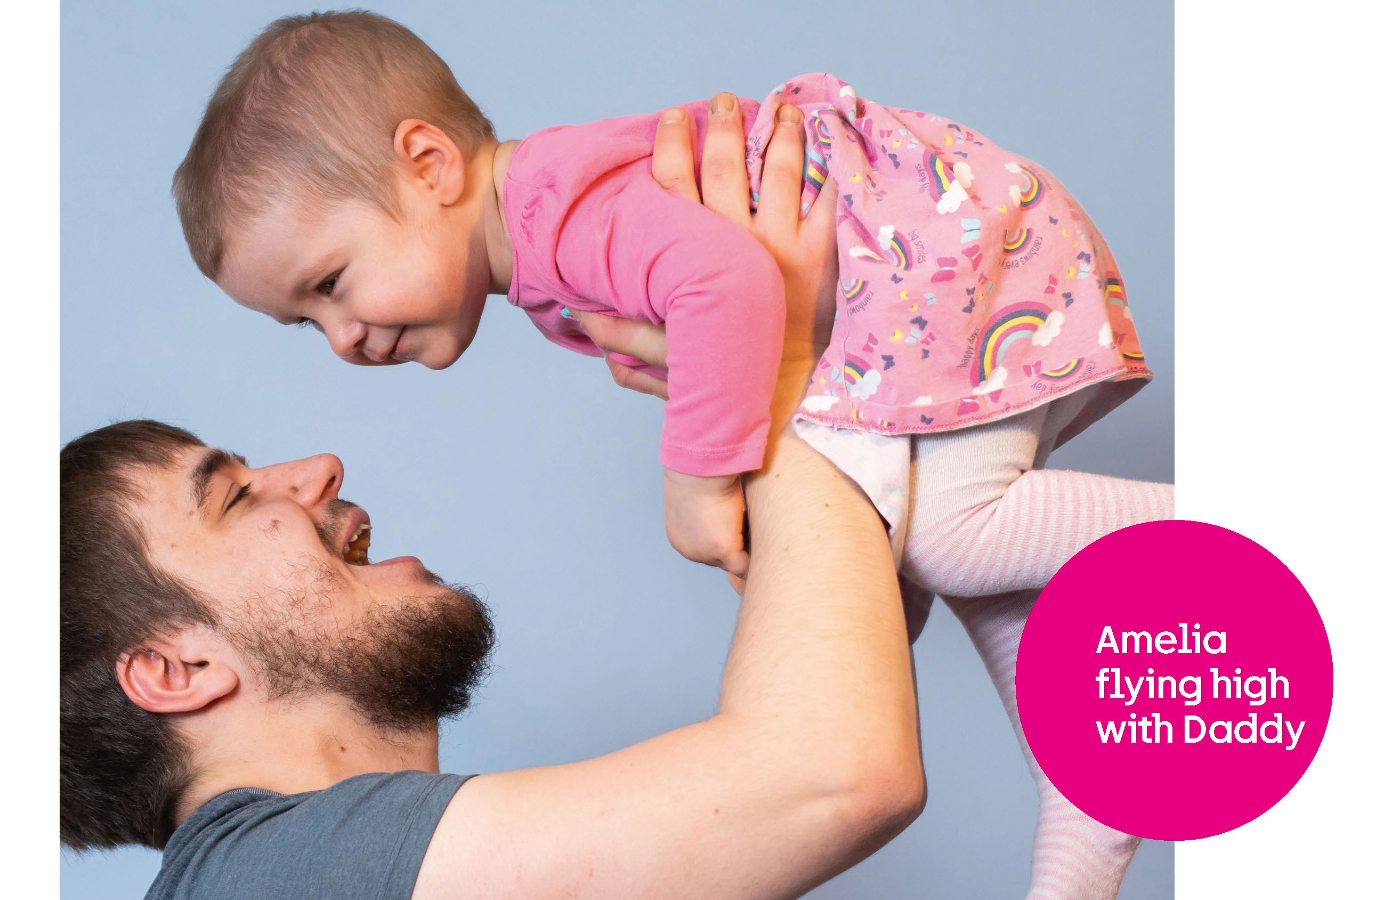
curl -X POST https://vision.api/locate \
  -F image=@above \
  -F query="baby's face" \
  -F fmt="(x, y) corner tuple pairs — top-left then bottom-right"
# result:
(218, 189), (488, 369)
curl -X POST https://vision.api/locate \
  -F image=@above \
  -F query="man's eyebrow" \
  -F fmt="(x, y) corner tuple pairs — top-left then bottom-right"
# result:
(189, 448), (243, 511)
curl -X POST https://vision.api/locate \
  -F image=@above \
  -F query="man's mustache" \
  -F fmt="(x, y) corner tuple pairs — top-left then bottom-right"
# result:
(313, 498), (361, 556)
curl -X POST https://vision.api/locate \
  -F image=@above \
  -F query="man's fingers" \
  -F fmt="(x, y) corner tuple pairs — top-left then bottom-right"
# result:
(651, 107), (700, 202)
(803, 169), (839, 241)
(700, 92), (752, 226)
(606, 357), (670, 400)
(574, 307), (670, 398)
(754, 104), (807, 238)
(572, 310), (669, 369)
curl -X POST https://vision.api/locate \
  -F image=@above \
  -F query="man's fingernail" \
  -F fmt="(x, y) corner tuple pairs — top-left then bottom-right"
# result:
(660, 108), (684, 124)
(711, 92), (736, 115)
(778, 104), (802, 125)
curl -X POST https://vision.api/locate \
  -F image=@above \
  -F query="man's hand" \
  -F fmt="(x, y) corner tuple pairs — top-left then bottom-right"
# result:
(575, 94), (840, 401)
(655, 94), (839, 374)
(576, 95), (844, 595)
(569, 310), (669, 400)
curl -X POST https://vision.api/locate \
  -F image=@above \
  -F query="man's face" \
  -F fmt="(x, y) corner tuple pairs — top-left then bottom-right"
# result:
(134, 443), (493, 730)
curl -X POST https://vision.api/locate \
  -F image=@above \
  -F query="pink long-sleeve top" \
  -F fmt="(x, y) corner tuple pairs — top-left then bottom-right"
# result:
(502, 98), (783, 478)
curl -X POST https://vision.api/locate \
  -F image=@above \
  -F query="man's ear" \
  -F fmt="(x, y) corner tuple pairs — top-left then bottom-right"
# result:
(392, 118), (467, 206)
(115, 627), (239, 714)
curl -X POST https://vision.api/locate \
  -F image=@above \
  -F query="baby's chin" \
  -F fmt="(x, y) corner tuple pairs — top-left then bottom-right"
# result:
(410, 335), (472, 370)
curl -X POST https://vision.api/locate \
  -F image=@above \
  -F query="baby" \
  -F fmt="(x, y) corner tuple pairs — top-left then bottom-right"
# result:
(176, 11), (1173, 899)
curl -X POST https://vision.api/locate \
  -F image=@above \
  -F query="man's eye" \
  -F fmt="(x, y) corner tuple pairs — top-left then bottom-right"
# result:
(316, 273), (340, 296)
(226, 483), (252, 512)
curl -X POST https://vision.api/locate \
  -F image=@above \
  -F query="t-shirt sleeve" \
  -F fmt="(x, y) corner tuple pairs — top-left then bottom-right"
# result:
(147, 772), (470, 900)
(553, 165), (787, 477)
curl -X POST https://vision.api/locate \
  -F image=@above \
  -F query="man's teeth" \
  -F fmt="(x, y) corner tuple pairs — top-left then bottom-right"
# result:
(342, 523), (372, 565)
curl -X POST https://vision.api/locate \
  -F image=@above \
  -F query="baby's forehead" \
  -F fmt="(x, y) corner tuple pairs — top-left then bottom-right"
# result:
(233, 189), (340, 240)
(231, 190), (384, 251)
(218, 200), (343, 294)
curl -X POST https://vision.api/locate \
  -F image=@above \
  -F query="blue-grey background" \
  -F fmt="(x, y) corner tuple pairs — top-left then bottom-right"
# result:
(59, 1), (1173, 896)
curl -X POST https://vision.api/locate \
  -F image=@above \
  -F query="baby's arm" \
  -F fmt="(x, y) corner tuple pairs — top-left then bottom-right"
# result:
(565, 176), (787, 476)
(555, 155), (787, 576)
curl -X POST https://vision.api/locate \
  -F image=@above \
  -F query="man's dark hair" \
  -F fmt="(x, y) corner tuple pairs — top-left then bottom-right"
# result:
(61, 420), (212, 850)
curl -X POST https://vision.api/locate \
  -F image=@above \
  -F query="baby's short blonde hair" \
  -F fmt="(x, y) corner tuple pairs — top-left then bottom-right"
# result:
(173, 10), (495, 280)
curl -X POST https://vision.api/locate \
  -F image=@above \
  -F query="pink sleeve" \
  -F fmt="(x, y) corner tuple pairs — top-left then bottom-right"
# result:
(554, 162), (786, 477)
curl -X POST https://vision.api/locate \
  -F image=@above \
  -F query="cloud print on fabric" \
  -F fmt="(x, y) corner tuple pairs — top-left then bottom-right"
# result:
(1032, 310), (1064, 347)
(849, 367), (882, 400)
(936, 179), (969, 214)
(972, 366), (1008, 395)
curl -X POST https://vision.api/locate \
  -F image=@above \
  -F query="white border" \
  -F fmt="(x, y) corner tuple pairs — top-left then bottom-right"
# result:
(26, 0), (1400, 894)
(1177, 0), (1398, 895)
(0, 0), (59, 891)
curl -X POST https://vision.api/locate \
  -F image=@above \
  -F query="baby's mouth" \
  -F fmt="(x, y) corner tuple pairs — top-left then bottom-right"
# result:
(390, 328), (413, 362)
(343, 522), (372, 565)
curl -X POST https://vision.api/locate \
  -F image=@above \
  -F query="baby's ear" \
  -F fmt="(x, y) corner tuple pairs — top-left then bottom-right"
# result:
(392, 119), (467, 205)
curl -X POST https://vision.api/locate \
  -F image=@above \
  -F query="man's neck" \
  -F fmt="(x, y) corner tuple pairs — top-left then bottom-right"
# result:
(174, 694), (440, 827)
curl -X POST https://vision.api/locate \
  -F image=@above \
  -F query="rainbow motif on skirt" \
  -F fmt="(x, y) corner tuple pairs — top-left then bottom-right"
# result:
(1120, 350), (1145, 362)
(883, 230), (912, 270)
(973, 303), (1053, 386)
(1041, 358), (1083, 380)
(1105, 276), (1128, 308)
(1003, 227), (1033, 254)
(813, 112), (834, 148)
(1014, 167), (1045, 209)
(804, 149), (830, 195)
(843, 355), (871, 385)
(842, 277), (868, 302)
(925, 151), (957, 197)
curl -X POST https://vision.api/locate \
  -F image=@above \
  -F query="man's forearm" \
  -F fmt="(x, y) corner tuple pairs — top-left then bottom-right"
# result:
(710, 375), (925, 885)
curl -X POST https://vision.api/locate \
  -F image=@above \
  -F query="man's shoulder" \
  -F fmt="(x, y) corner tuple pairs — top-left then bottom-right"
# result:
(146, 771), (471, 900)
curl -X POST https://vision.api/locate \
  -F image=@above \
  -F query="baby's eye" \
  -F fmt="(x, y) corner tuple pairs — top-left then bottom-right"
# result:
(294, 317), (314, 329)
(316, 272), (340, 296)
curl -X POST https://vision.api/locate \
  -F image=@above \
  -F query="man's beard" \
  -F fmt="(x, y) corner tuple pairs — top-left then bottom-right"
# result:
(224, 503), (495, 733)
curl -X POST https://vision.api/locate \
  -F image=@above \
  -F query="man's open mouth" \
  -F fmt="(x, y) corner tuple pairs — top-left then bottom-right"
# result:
(343, 522), (372, 565)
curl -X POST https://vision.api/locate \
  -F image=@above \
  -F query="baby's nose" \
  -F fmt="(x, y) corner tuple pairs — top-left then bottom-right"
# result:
(326, 321), (367, 360)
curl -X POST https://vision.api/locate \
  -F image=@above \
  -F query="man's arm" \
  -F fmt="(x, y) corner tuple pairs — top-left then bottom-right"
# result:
(412, 101), (923, 900)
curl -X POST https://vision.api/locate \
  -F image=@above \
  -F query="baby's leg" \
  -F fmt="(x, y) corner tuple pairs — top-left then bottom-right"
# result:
(902, 407), (1174, 596)
(902, 410), (1171, 899)
(941, 589), (1141, 900)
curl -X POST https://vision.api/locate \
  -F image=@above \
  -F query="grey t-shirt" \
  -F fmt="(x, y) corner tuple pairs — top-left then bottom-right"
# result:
(145, 771), (471, 900)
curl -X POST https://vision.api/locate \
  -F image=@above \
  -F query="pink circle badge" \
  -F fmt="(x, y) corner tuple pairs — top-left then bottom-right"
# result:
(1017, 520), (1333, 840)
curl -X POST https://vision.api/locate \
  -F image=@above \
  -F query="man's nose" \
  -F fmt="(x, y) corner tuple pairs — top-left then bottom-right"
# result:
(265, 453), (346, 508)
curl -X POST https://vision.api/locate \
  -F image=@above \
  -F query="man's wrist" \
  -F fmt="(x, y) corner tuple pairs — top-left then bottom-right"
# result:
(767, 351), (819, 431)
